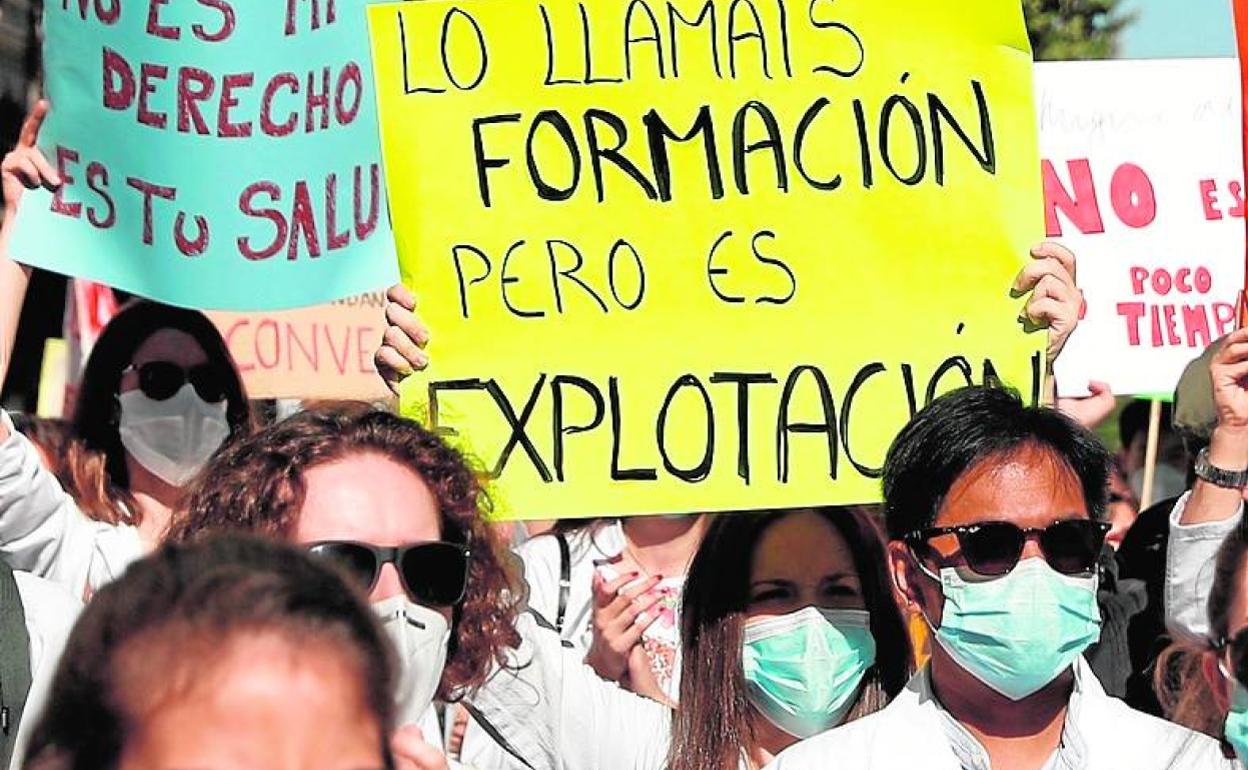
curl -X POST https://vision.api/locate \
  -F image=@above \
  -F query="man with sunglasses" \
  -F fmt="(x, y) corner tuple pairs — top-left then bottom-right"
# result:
(771, 386), (1224, 770)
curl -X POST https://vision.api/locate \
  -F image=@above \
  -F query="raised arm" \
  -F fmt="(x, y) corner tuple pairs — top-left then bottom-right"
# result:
(1165, 330), (1248, 640)
(0, 101), (60, 437)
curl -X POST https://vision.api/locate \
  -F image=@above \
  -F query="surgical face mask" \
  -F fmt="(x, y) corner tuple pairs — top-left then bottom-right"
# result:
(117, 384), (230, 487)
(1222, 666), (1248, 764)
(373, 595), (451, 725)
(921, 557), (1100, 701)
(741, 607), (876, 738)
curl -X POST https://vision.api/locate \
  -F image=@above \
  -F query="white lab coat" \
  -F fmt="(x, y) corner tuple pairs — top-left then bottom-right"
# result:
(461, 522), (684, 770)
(516, 521), (683, 694)
(517, 521), (625, 650)
(466, 611), (672, 770)
(0, 411), (142, 599)
(10, 571), (80, 770)
(1165, 491), (1243, 644)
(767, 657), (1230, 770)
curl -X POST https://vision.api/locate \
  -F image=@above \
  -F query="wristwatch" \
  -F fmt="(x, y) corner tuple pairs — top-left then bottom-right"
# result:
(1194, 447), (1248, 490)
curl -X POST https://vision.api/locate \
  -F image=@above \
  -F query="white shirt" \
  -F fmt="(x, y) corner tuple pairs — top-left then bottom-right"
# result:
(459, 524), (683, 770)
(466, 611), (672, 770)
(10, 571), (80, 770)
(517, 522), (683, 699)
(1165, 491), (1243, 644)
(0, 411), (143, 599)
(517, 522), (625, 649)
(767, 657), (1229, 770)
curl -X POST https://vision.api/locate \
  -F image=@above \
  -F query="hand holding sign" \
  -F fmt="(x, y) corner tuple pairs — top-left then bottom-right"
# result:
(1210, 328), (1248, 432)
(1, 102), (59, 398)
(1013, 242), (1080, 370)
(373, 242), (1085, 408)
(3, 102), (61, 215)
(376, 283), (430, 396)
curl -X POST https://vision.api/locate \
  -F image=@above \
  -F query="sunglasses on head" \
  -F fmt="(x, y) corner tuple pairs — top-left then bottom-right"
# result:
(904, 519), (1109, 578)
(307, 540), (471, 606)
(124, 361), (229, 403)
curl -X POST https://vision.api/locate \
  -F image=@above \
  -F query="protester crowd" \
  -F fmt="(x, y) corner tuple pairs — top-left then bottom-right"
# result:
(0, 88), (1246, 770)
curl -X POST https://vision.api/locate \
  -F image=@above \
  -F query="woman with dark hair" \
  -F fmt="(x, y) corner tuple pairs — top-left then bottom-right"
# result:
(670, 506), (910, 770)
(0, 105), (253, 599)
(167, 405), (521, 757)
(23, 534), (401, 770)
(465, 506), (911, 770)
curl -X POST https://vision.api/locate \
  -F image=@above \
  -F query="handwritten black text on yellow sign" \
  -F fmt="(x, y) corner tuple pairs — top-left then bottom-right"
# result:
(368, 0), (1045, 520)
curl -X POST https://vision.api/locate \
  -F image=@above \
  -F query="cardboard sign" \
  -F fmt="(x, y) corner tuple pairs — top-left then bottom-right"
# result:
(207, 290), (391, 401)
(369, 0), (1045, 519)
(1043, 59), (1246, 397)
(10, 0), (398, 311)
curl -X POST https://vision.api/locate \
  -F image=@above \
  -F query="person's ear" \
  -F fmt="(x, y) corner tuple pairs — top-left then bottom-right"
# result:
(1203, 650), (1233, 713)
(888, 540), (940, 626)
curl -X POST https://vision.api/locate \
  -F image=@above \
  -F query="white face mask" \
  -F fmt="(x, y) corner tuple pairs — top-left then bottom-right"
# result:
(118, 383), (231, 487)
(372, 595), (451, 725)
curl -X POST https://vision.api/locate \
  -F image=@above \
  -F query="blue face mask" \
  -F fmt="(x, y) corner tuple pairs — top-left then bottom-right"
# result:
(741, 607), (876, 739)
(1222, 666), (1248, 764)
(921, 557), (1100, 701)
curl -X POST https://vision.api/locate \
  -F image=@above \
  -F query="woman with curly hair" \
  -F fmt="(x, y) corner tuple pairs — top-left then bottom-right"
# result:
(167, 404), (522, 764)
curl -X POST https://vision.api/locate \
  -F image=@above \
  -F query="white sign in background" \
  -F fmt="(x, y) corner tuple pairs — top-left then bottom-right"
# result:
(1043, 58), (1245, 397)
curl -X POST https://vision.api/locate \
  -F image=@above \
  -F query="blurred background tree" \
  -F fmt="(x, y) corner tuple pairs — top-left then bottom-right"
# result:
(1025, 0), (1135, 59)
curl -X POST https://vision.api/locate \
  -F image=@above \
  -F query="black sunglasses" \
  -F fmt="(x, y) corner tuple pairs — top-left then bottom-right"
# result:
(904, 519), (1109, 577)
(124, 361), (229, 403)
(1218, 627), (1248, 688)
(307, 540), (471, 606)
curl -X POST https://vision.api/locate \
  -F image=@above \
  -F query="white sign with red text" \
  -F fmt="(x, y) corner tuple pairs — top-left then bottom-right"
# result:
(1042, 58), (1244, 397)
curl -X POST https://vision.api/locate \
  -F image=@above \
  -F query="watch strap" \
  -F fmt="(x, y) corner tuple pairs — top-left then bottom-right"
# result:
(1195, 447), (1248, 490)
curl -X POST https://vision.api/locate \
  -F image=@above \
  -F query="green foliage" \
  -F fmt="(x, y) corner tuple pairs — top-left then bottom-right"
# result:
(1023, 0), (1135, 60)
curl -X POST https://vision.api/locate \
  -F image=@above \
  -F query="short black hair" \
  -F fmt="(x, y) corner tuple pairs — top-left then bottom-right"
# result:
(882, 386), (1111, 540)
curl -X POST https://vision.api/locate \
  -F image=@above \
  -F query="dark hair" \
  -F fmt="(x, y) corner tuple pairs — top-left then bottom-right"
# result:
(24, 534), (396, 770)
(882, 386), (1111, 540)
(168, 404), (521, 700)
(1120, 398), (1172, 451)
(68, 300), (252, 525)
(669, 506), (911, 770)
(1155, 525), (1248, 743)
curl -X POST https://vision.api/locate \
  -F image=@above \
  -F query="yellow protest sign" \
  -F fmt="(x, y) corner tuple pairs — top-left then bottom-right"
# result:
(368, 0), (1045, 520)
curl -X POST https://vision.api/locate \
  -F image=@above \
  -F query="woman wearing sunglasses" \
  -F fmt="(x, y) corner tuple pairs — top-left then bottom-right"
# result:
(167, 405), (520, 766)
(0, 104), (253, 600)
(771, 386), (1225, 770)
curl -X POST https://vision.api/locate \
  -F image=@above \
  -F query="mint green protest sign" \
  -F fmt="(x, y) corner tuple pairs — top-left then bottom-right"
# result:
(10, 0), (398, 310)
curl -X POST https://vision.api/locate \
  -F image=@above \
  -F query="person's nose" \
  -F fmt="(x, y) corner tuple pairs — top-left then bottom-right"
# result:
(370, 562), (405, 603)
(1020, 537), (1046, 563)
